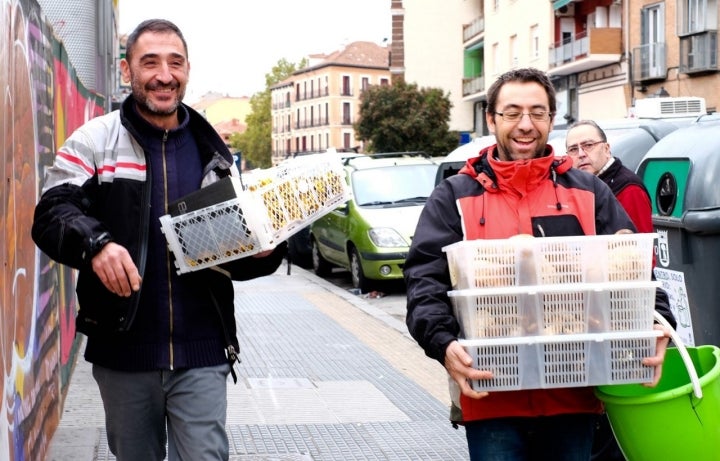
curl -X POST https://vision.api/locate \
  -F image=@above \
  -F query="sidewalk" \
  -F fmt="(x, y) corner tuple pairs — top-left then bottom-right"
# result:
(47, 263), (469, 460)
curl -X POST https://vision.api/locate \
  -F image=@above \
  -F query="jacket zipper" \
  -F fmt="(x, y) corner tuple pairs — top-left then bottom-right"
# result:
(161, 130), (175, 370)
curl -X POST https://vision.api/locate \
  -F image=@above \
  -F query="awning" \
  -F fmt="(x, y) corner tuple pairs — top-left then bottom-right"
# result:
(553, 0), (573, 9)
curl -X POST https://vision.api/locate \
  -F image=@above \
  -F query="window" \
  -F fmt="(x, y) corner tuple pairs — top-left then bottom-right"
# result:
(510, 34), (518, 67)
(678, 0), (718, 36)
(342, 75), (352, 96)
(636, 4), (666, 80)
(342, 102), (351, 125)
(531, 25), (539, 60)
(362, 77), (369, 91)
(492, 42), (500, 74)
(380, 78), (389, 86)
(680, 31), (718, 72)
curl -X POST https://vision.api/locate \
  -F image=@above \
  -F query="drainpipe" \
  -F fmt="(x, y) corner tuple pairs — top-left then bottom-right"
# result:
(622, 0), (635, 107)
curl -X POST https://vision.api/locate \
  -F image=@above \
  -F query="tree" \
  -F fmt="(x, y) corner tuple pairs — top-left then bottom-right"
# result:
(354, 79), (459, 155)
(231, 58), (307, 168)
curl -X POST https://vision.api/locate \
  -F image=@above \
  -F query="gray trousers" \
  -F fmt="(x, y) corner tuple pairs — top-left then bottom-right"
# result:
(92, 363), (231, 461)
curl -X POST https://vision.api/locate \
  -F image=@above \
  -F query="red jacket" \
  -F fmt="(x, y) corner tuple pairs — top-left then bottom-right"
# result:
(405, 145), (636, 422)
(598, 157), (653, 234)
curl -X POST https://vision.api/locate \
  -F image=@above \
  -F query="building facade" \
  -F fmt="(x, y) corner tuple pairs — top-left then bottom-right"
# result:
(270, 41), (391, 165)
(395, 0), (718, 139)
(399, 0), (481, 140)
(629, 0), (719, 114)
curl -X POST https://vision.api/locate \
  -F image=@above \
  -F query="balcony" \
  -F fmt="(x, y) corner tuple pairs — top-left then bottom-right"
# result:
(548, 27), (622, 76)
(463, 15), (484, 46)
(633, 42), (667, 82)
(679, 31), (718, 74)
(462, 75), (485, 97)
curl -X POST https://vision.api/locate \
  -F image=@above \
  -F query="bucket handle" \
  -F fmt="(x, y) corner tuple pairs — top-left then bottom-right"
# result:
(653, 311), (703, 399)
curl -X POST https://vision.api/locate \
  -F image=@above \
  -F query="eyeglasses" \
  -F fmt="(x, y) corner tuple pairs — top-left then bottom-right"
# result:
(494, 111), (552, 123)
(566, 140), (604, 156)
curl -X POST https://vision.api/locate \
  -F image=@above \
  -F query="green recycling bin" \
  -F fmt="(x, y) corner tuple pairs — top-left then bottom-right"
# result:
(636, 114), (720, 347)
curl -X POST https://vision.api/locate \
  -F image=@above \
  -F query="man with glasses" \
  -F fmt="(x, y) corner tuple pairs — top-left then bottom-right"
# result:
(565, 120), (653, 234)
(404, 68), (674, 460)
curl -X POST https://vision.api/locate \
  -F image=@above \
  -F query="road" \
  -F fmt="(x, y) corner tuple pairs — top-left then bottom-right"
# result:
(292, 265), (409, 327)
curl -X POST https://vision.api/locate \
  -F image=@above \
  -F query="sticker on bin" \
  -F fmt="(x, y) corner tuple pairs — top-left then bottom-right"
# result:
(449, 281), (660, 339)
(459, 330), (662, 392)
(160, 154), (350, 274)
(443, 233), (657, 290)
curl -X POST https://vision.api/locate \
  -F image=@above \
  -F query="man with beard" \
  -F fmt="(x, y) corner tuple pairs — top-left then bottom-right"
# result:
(32, 19), (286, 461)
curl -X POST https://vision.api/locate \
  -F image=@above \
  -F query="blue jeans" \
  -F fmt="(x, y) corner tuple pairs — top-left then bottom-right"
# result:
(93, 363), (231, 461)
(465, 414), (597, 461)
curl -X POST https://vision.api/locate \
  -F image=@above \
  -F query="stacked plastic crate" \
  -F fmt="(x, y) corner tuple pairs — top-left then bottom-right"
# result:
(444, 233), (662, 391)
(160, 154), (350, 274)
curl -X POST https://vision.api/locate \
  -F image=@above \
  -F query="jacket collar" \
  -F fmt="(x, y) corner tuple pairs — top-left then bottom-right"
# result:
(459, 144), (573, 194)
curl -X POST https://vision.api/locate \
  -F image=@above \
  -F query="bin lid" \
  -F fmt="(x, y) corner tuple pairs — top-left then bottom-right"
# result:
(637, 115), (720, 229)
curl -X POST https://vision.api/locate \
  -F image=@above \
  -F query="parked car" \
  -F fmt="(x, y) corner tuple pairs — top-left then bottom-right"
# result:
(286, 150), (364, 269)
(310, 152), (439, 292)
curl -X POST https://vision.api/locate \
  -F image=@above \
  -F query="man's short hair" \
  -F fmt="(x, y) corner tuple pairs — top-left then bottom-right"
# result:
(125, 18), (188, 63)
(486, 67), (557, 116)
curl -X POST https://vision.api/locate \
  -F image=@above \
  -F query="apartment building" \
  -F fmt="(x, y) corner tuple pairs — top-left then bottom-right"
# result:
(395, 0), (717, 138)
(399, 0), (481, 140)
(396, 0), (557, 137)
(630, 0), (719, 114)
(270, 41), (391, 165)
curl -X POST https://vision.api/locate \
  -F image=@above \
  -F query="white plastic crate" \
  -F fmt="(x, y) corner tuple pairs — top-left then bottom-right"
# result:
(460, 330), (662, 392)
(443, 233), (657, 290)
(159, 154), (350, 273)
(159, 196), (273, 273)
(244, 153), (350, 241)
(449, 281), (660, 339)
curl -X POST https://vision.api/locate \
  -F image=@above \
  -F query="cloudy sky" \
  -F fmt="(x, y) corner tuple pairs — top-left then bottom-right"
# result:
(119, 0), (392, 103)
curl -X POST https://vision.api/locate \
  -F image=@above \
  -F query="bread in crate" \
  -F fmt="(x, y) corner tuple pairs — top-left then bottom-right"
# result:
(459, 330), (662, 392)
(244, 154), (350, 240)
(159, 154), (349, 274)
(449, 281), (659, 339)
(443, 233), (657, 290)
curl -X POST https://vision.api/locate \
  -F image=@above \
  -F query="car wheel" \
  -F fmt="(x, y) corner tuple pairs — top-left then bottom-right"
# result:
(312, 238), (332, 277)
(350, 247), (371, 293)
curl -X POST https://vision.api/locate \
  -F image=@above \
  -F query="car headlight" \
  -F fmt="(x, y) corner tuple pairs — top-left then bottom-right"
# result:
(368, 228), (408, 247)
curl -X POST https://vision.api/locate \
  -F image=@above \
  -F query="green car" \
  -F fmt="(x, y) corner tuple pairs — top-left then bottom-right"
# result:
(310, 153), (439, 292)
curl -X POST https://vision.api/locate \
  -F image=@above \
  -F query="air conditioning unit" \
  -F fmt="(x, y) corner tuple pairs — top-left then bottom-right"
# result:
(555, 3), (575, 17)
(633, 96), (707, 119)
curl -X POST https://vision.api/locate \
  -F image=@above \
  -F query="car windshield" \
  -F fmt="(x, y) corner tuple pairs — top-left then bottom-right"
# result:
(351, 164), (438, 206)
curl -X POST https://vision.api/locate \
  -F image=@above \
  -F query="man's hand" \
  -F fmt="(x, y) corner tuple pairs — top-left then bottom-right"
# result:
(642, 323), (671, 387)
(91, 242), (142, 297)
(445, 340), (493, 400)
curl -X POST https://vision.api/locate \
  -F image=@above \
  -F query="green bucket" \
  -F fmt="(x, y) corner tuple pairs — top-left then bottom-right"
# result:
(596, 345), (720, 461)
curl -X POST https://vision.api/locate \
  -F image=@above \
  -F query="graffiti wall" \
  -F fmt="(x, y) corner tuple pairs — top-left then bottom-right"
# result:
(1, 0), (105, 459)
